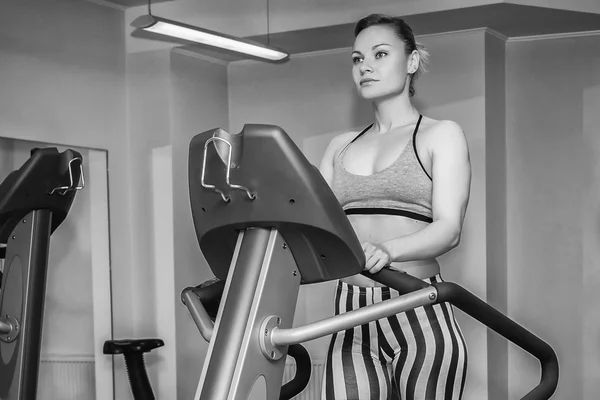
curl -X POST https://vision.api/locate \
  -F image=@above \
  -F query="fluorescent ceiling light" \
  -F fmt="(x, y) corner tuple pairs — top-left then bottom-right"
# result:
(131, 15), (289, 62)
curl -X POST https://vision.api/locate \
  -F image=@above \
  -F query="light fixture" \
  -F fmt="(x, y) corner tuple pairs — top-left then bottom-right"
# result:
(131, 1), (289, 62)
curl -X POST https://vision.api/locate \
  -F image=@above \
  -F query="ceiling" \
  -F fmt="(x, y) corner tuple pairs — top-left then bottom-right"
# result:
(85, 0), (600, 60)
(126, 2), (600, 62)
(97, 0), (176, 8)
(251, 3), (600, 54)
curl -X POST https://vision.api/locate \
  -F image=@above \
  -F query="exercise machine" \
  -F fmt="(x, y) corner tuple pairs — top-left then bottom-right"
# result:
(112, 124), (558, 400)
(0, 148), (84, 400)
(0, 129), (557, 400)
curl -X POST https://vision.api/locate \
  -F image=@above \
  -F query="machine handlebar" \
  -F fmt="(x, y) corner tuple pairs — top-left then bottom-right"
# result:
(364, 269), (559, 400)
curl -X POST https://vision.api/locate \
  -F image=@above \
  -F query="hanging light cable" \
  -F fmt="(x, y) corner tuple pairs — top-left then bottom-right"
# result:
(131, 0), (289, 62)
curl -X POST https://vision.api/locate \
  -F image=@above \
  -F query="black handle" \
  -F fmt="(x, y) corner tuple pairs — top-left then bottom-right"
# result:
(362, 269), (429, 294)
(434, 282), (558, 400)
(194, 278), (226, 321)
(279, 344), (312, 400)
(362, 269), (559, 400)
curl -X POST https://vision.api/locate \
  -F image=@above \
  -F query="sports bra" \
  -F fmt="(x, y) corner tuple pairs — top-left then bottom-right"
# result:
(331, 115), (433, 223)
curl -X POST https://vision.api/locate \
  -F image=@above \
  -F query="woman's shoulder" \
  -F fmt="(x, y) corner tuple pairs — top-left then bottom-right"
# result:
(417, 117), (469, 158)
(419, 116), (463, 134)
(417, 117), (466, 145)
(326, 130), (364, 154)
(333, 129), (362, 144)
(319, 129), (364, 178)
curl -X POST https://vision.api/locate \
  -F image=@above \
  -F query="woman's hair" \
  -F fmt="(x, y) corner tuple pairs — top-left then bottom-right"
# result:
(354, 14), (429, 97)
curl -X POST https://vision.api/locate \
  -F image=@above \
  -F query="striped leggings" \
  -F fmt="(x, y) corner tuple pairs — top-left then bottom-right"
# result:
(321, 274), (468, 400)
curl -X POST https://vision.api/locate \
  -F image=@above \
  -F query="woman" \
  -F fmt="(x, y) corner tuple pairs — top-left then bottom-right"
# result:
(318, 14), (472, 400)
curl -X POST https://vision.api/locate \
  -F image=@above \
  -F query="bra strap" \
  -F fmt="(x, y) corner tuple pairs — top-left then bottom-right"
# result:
(411, 115), (432, 181)
(337, 123), (374, 158)
(350, 124), (374, 143)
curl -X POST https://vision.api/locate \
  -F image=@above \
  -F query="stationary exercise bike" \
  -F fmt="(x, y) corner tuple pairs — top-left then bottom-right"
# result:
(0, 147), (84, 400)
(109, 125), (558, 400)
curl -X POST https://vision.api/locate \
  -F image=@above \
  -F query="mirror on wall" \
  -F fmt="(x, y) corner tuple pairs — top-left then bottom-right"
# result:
(0, 137), (113, 400)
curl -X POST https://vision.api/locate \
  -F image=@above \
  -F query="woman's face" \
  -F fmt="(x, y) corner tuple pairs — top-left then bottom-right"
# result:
(351, 25), (413, 101)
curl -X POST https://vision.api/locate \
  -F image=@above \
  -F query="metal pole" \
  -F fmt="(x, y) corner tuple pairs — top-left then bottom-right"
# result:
(270, 286), (438, 347)
(0, 320), (10, 335)
(181, 289), (214, 342)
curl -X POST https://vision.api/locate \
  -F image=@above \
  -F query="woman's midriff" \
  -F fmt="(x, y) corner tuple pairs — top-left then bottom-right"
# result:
(341, 213), (440, 287)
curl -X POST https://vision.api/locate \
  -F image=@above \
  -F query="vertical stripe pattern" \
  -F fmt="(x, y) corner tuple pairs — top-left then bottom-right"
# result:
(321, 274), (468, 400)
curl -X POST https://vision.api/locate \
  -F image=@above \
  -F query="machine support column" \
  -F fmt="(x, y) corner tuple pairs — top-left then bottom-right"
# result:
(195, 227), (302, 400)
(0, 210), (52, 400)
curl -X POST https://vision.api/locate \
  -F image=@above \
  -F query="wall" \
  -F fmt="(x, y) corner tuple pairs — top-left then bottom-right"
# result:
(582, 45), (600, 400)
(125, 48), (173, 396)
(0, 0), (129, 396)
(506, 33), (600, 399)
(2, 1), (231, 397)
(228, 48), (370, 139)
(398, 30), (490, 399)
(484, 32), (508, 400)
(126, 48), (229, 399)
(0, 141), (14, 181)
(169, 51), (229, 400)
(229, 29), (490, 399)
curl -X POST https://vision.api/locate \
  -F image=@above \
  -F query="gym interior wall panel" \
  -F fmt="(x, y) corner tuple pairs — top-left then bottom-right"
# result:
(86, 149), (114, 400)
(484, 32), (508, 400)
(125, 48), (229, 400)
(505, 34), (600, 399)
(0, 139), (14, 180)
(150, 145), (177, 400)
(125, 48), (174, 399)
(229, 29), (489, 400)
(0, 0), (129, 324)
(227, 48), (372, 142)
(581, 50), (600, 400)
(0, 0), (125, 149)
(126, 49), (172, 341)
(1, 1), (129, 398)
(408, 30), (489, 400)
(169, 50), (230, 400)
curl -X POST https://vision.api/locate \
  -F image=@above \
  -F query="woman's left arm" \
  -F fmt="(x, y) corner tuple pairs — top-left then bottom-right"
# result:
(379, 120), (472, 263)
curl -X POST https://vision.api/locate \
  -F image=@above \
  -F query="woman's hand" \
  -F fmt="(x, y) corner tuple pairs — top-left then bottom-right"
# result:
(361, 242), (391, 274)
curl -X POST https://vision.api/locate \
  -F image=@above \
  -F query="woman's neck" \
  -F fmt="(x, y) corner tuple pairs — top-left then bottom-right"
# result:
(371, 93), (420, 134)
